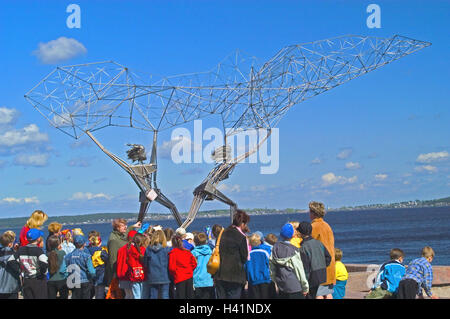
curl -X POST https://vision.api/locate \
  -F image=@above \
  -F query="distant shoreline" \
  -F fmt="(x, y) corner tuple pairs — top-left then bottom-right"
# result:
(0, 204), (448, 229)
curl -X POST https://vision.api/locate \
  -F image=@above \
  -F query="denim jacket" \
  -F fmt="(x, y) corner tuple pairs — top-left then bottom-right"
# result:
(64, 248), (96, 284)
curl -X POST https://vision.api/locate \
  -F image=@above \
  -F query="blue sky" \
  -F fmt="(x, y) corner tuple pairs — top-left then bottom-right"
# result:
(0, 0), (449, 218)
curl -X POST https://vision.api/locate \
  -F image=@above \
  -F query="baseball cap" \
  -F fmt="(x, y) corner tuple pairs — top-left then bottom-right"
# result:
(73, 235), (86, 245)
(26, 229), (44, 242)
(280, 223), (294, 240)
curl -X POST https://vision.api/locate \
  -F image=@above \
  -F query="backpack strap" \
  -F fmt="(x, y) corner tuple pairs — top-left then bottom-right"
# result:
(215, 228), (224, 252)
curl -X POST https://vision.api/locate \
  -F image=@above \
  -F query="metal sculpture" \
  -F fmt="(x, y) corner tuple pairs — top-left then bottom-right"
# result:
(25, 34), (431, 228)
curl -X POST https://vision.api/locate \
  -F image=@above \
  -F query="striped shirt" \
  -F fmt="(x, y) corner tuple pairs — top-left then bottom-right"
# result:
(403, 257), (433, 297)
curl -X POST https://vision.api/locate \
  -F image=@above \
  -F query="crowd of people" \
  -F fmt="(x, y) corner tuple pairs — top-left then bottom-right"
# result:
(0, 202), (439, 299)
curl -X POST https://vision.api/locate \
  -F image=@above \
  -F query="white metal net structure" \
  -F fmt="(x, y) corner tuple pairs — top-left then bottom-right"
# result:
(25, 34), (431, 228)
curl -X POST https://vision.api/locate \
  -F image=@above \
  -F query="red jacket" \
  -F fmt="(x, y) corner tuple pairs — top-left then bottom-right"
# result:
(117, 244), (146, 282)
(168, 247), (197, 284)
(19, 225), (30, 246)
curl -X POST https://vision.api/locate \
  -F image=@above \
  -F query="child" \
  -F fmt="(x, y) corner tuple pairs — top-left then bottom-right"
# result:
(185, 233), (195, 250)
(87, 231), (109, 299)
(61, 230), (76, 254)
(47, 234), (68, 299)
(245, 233), (272, 299)
(397, 246), (439, 299)
(264, 233), (278, 251)
(64, 235), (96, 299)
(0, 231), (21, 299)
(143, 230), (172, 299)
(8, 229), (48, 299)
(176, 227), (194, 251)
(191, 232), (215, 299)
(253, 231), (272, 255)
(163, 227), (174, 248)
(288, 221), (302, 248)
(208, 224), (223, 250)
(365, 248), (405, 299)
(168, 234), (197, 299)
(124, 232), (146, 299)
(46, 222), (62, 252)
(332, 248), (348, 299)
(269, 223), (309, 299)
(297, 221), (331, 299)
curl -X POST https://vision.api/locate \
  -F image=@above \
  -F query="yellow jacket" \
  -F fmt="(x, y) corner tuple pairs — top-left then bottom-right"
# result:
(335, 261), (348, 281)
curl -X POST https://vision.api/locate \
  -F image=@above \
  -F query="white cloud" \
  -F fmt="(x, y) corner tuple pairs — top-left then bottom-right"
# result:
(374, 174), (388, 181)
(0, 124), (48, 147)
(0, 107), (18, 125)
(14, 153), (49, 167)
(345, 162), (361, 170)
(1, 196), (39, 205)
(33, 37), (87, 64)
(321, 172), (357, 186)
(311, 158), (321, 165)
(414, 165), (438, 173)
(217, 184), (241, 193)
(70, 192), (112, 201)
(337, 148), (352, 160)
(416, 151), (449, 163)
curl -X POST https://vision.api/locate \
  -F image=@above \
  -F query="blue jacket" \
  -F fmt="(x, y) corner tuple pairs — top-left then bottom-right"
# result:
(245, 244), (271, 285)
(183, 240), (194, 251)
(64, 248), (96, 284)
(191, 244), (214, 288)
(373, 260), (406, 293)
(86, 246), (108, 286)
(0, 247), (20, 294)
(143, 244), (172, 284)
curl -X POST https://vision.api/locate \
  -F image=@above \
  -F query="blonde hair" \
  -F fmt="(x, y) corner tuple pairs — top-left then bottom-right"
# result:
(48, 222), (62, 234)
(289, 221), (300, 237)
(422, 246), (435, 259)
(26, 210), (48, 229)
(335, 248), (343, 261)
(309, 201), (326, 218)
(150, 230), (167, 248)
(72, 228), (84, 236)
(64, 231), (73, 243)
(249, 233), (261, 247)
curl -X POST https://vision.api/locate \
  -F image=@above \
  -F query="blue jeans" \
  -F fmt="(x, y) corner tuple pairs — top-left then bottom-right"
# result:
(131, 282), (143, 299)
(149, 283), (170, 299)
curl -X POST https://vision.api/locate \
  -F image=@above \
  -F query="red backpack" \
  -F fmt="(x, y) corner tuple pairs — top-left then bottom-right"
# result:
(116, 244), (129, 280)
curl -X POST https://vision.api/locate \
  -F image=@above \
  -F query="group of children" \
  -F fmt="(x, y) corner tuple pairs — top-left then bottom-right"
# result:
(0, 215), (440, 299)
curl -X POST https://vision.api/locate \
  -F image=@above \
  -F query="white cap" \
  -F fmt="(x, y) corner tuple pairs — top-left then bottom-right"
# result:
(185, 232), (194, 240)
(175, 227), (186, 237)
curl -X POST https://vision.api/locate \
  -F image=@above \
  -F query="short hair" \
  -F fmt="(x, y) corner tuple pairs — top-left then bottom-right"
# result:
(249, 233), (261, 247)
(265, 233), (278, 245)
(150, 230), (167, 248)
(212, 224), (223, 238)
(194, 232), (207, 246)
(390, 248), (404, 260)
(48, 222), (62, 234)
(232, 209), (250, 227)
(422, 246), (435, 259)
(335, 248), (343, 261)
(0, 231), (16, 247)
(112, 218), (127, 231)
(26, 210), (48, 229)
(309, 201), (326, 218)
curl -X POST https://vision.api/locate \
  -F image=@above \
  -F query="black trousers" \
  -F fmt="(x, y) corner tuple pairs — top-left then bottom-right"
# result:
(397, 279), (419, 299)
(215, 280), (244, 299)
(71, 282), (92, 299)
(278, 291), (305, 299)
(248, 282), (271, 299)
(194, 286), (216, 299)
(47, 279), (69, 299)
(175, 278), (194, 299)
(23, 278), (48, 299)
(0, 293), (18, 299)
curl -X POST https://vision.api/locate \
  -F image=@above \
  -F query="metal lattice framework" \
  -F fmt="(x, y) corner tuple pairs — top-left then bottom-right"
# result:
(25, 34), (431, 228)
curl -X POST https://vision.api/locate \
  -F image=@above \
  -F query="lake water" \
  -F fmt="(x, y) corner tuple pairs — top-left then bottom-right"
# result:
(2, 206), (449, 265)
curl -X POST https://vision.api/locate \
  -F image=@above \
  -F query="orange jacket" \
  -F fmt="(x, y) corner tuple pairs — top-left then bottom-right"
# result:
(311, 218), (336, 285)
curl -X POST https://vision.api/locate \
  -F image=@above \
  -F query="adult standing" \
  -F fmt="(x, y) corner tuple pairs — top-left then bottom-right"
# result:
(214, 209), (250, 299)
(19, 210), (48, 247)
(105, 219), (141, 287)
(308, 201), (335, 299)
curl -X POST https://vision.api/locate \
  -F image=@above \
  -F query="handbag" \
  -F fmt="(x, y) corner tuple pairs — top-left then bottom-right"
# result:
(207, 228), (224, 275)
